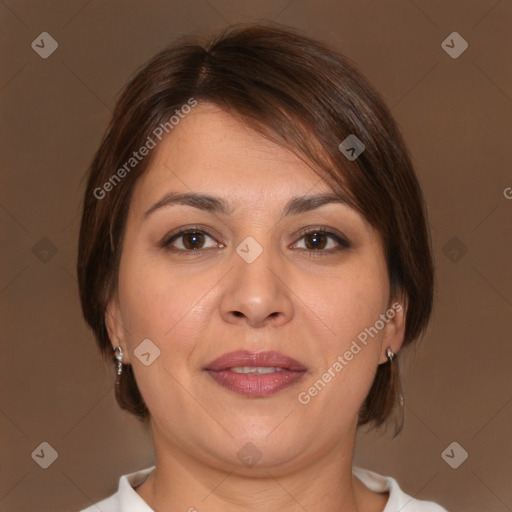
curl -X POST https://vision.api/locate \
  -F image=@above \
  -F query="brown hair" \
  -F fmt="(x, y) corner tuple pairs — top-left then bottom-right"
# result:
(77, 23), (434, 436)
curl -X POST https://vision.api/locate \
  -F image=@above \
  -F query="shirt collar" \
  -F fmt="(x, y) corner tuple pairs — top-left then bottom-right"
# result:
(118, 465), (405, 511)
(118, 465), (156, 511)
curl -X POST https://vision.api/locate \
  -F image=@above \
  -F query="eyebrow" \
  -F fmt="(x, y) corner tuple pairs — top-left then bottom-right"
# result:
(144, 191), (349, 219)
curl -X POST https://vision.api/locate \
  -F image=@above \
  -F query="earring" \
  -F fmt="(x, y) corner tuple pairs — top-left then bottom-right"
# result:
(386, 347), (404, 408)
(113, 346), (123, 376)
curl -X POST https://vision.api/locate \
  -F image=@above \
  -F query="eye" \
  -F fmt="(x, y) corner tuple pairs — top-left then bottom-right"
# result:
(292, 227), (351, 253)
(163, 228), (221, 252)
(161, 226), (350, 254)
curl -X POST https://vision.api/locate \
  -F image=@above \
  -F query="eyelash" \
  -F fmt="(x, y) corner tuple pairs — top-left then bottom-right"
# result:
(161, 225), (351, 256)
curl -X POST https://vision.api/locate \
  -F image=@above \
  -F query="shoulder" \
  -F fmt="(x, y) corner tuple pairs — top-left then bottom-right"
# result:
(353, 466), (450, 512)
(77, 465), (156, 512)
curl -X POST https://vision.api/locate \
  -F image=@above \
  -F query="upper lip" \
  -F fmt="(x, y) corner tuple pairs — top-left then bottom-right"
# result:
(204, 350), (307, 372)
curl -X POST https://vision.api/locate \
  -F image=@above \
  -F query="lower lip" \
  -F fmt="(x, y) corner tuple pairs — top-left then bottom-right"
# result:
(205, 369), (306, 397)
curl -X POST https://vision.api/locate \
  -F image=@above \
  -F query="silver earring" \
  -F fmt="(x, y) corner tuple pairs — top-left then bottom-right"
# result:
(386, 347), (404, 407)
(113, 346), (123, 376)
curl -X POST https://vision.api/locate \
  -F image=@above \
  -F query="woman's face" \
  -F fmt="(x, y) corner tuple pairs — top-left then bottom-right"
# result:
(106, 103), (405, 474)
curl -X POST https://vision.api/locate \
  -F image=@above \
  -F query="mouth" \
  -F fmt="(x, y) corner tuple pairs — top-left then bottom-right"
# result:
(203, 350), (307, 397)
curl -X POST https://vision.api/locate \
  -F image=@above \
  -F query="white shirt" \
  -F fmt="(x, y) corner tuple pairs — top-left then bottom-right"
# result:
(80, 465), (449, 511)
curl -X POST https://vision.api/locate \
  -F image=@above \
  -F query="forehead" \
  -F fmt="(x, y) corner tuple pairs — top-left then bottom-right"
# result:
(130, 104), (335, 212)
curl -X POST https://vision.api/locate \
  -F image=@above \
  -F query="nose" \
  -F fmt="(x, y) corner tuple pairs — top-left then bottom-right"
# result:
(219, 243), (294, 328)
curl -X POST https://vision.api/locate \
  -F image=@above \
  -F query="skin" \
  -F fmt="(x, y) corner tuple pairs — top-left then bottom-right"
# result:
(105, 103), (406, 512)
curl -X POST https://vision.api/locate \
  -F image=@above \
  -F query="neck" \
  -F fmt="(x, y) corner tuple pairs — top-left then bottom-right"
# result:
(135, 421), (378, 512)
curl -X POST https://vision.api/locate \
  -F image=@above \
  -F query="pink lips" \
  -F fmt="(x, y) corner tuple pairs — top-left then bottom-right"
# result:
(204, 350), (307, 397)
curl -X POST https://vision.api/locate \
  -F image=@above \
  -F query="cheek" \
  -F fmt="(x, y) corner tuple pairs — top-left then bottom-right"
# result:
(316, 283), (384, 382)
(295, 261), (389, 418)
(116, 251), (221, 398)
(117, 249), (210, 340)
(312, 263), (389, 353)
(116, 254), (207, 420)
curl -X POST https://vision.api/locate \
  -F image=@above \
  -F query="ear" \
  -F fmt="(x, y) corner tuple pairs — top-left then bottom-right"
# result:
(378, 297), (407, 365)
(105, 292), (131, 364)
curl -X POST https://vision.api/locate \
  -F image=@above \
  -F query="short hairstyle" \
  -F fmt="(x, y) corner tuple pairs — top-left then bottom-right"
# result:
(77, 23), (434, 436)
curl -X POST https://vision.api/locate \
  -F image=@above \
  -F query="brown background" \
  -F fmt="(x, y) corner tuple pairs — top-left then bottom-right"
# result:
(1, 1), (511, 511)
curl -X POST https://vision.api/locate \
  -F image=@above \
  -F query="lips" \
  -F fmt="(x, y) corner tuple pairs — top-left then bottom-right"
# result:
(204, 350), (307, 372)
(204, 350), (307, 398)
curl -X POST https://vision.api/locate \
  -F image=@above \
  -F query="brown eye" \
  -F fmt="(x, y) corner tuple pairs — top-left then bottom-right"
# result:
(294, 228), (350, 253)
(303, 231), (328, 250)
(164, 230), (218, 251)
(182, 232), (206, 250)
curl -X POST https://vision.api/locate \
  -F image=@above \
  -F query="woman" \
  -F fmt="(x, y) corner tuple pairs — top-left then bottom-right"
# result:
(77, 23), (449, 512)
